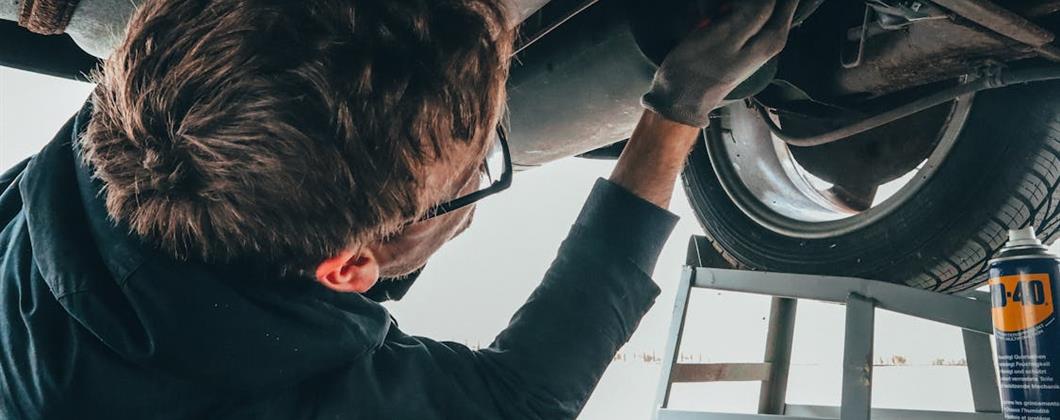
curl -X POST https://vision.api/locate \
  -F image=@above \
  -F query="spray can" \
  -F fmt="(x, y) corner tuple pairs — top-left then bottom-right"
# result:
(988, 227), (1059, 419)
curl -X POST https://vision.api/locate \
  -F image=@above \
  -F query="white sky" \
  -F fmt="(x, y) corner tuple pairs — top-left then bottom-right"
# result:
(1, 67), (994, 418)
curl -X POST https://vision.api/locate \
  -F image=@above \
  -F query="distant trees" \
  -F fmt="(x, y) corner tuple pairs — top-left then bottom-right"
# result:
(608, 351), (967, 366)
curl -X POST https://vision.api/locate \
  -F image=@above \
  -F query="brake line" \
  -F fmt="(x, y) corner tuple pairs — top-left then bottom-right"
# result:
(756, 66), (1060, 147)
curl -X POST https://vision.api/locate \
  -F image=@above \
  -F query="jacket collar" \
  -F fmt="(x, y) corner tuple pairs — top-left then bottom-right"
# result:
(20, 100), (139, 297)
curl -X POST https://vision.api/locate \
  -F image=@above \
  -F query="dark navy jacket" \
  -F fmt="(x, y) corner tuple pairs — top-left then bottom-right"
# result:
(0, 104), (677, 419)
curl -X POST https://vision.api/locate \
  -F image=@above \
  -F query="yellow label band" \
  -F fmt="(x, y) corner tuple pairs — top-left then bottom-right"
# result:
(989, 273), (1055, 333)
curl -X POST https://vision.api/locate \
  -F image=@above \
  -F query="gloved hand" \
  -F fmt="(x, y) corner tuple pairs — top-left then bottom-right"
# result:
(642, 0), (799, 128)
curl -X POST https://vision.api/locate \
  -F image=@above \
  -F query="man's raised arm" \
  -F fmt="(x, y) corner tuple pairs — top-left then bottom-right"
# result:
(275, 1), (798, 419)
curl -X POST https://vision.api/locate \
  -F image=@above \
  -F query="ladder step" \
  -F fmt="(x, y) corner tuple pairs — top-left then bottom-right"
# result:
(670, 362), (773, 383)
(657, 408), (818, 419)
(658, 406), (1003, 420)
(785, 404), (1003, 419)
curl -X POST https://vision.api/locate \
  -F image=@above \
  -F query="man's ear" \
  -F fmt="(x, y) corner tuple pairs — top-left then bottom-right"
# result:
(315, 248), (380, 293)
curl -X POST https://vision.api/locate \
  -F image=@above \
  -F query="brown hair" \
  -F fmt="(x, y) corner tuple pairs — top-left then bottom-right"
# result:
(83, 0), (512, 269)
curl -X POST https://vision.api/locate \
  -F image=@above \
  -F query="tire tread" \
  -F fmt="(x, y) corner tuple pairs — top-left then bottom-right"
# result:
(683, 82), (1060, 293)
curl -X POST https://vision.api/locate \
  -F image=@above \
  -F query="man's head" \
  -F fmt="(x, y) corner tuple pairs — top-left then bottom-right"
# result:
(83, 0), (512, 291)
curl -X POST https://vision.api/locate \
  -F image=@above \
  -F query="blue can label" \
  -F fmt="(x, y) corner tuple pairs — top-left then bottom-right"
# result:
(989, 258), (1059, 420)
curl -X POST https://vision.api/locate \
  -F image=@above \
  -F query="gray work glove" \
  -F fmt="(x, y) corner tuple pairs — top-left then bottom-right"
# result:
(642, 0), (799, 127)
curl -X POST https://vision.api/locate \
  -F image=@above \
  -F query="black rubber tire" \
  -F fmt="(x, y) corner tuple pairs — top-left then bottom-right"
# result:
(682, 81), (1060, 293)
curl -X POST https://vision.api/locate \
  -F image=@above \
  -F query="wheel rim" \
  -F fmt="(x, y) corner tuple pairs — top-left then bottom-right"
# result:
(707, 94), (975, 239)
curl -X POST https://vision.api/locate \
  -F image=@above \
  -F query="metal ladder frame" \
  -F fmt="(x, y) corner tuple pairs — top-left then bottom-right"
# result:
(653, 236), (1003, 420)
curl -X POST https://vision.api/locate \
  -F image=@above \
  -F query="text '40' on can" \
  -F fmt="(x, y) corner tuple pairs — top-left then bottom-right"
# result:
(989, 227), (1059, 420)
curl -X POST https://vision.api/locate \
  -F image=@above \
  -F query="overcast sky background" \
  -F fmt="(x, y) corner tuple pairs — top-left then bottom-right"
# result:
(2, 67), (995, 418)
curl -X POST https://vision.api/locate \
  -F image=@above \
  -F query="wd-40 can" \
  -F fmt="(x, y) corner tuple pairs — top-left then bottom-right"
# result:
(988, 227), (1059, 419)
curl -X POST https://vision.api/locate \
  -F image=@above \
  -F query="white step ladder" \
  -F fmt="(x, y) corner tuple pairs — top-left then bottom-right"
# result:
(653, 236), (1003, 420)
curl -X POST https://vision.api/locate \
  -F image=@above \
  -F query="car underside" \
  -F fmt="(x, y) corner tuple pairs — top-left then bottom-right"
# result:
(506, 0), (1060, 293)
(5, 0), (1060, 292)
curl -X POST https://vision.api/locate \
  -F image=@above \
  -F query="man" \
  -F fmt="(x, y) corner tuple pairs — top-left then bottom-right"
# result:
(0, 0), (796, 418)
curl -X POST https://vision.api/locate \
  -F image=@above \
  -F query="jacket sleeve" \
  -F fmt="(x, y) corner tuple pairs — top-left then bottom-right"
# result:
(305, 179), (679, 419)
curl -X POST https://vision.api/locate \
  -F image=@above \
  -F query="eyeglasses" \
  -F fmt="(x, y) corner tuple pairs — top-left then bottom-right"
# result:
(418, 126), (513, 222)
